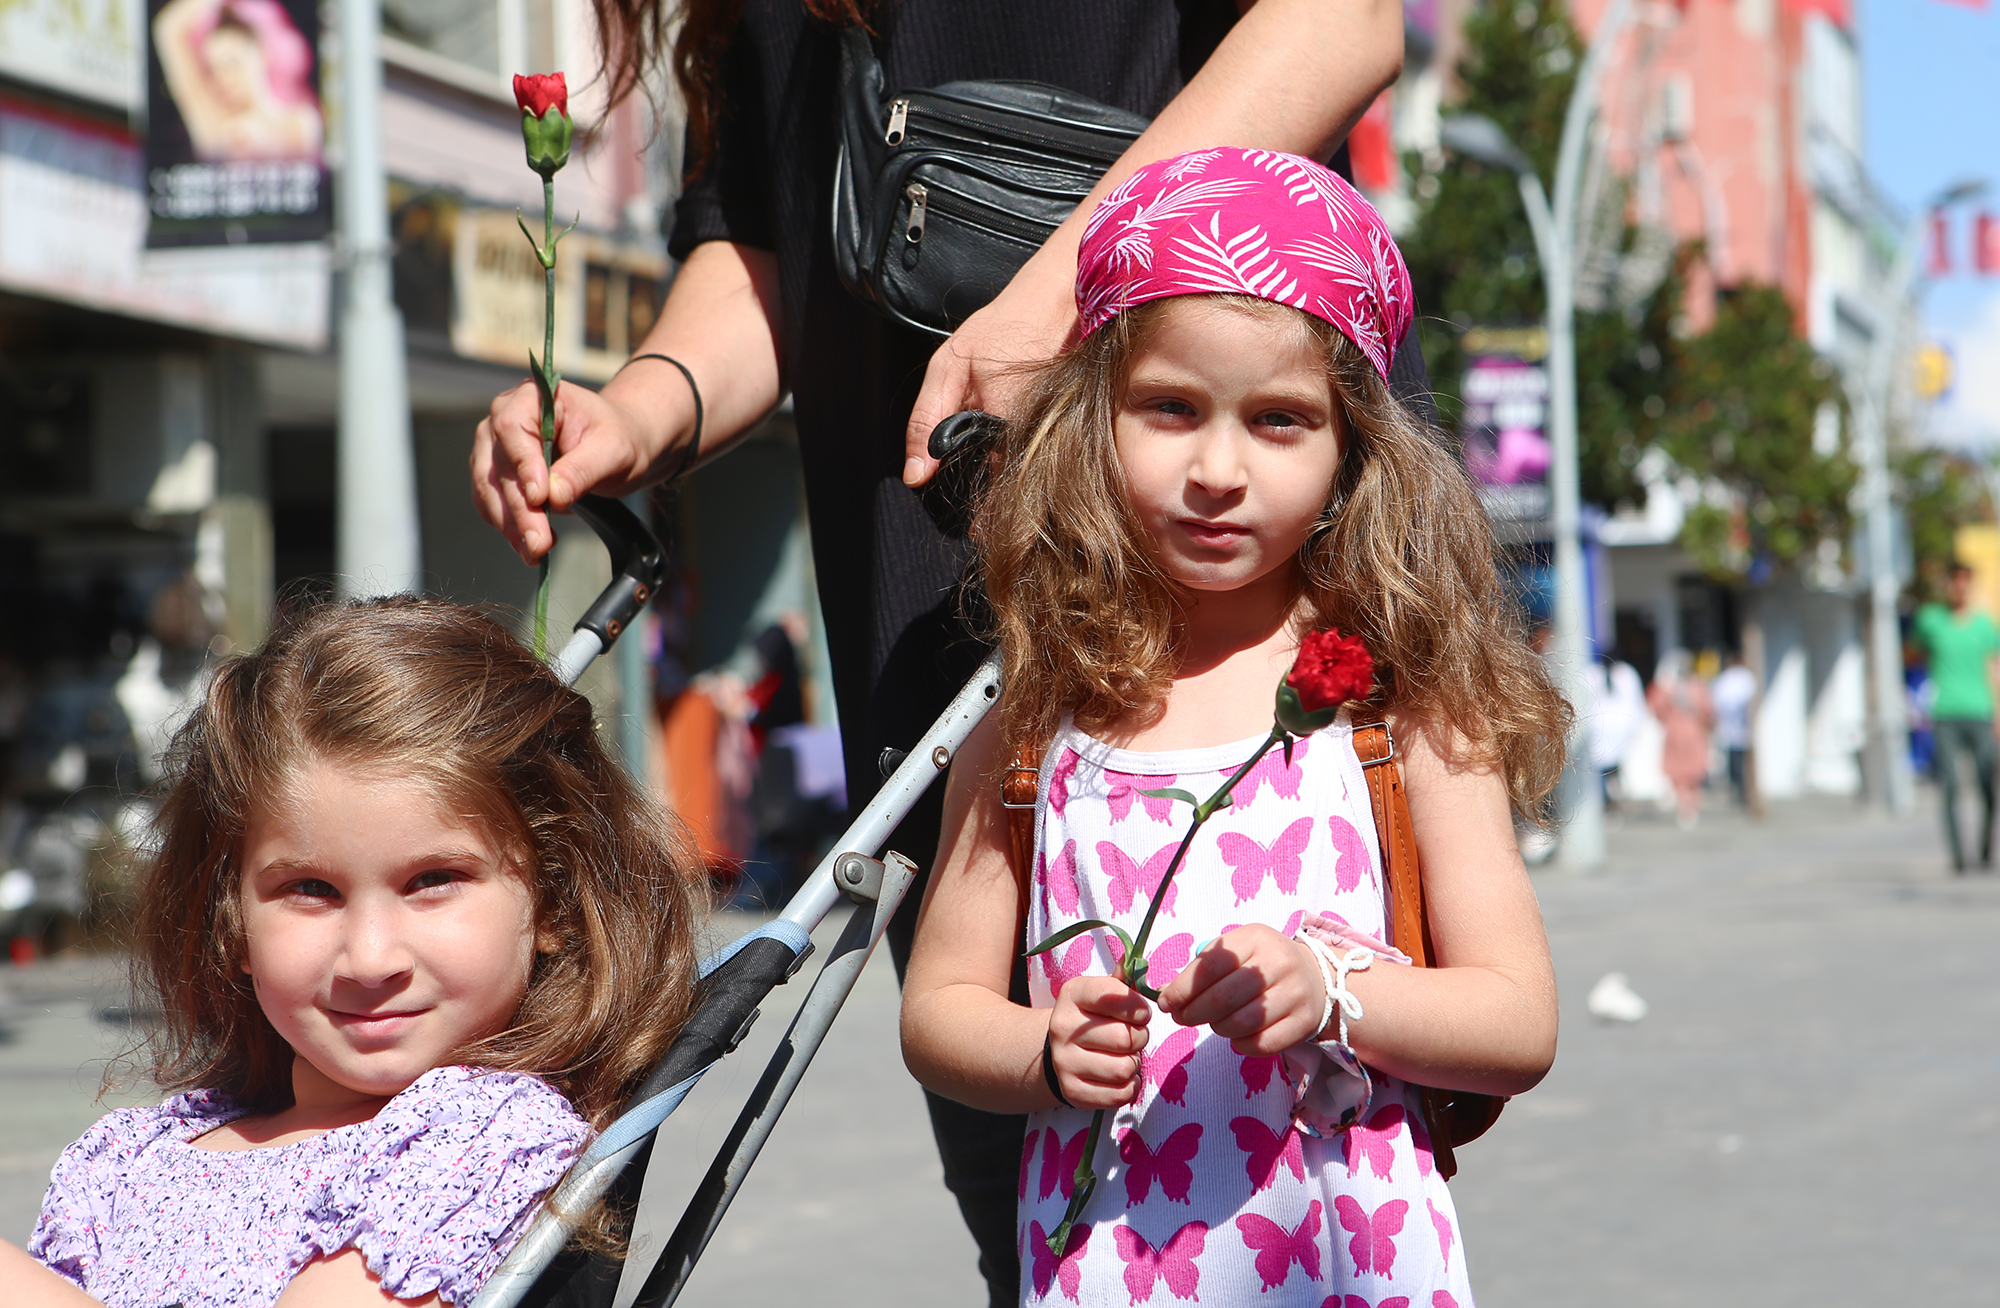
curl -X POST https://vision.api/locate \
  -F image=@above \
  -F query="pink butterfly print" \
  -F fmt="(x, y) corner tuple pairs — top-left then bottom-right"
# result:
(1112, 1220), (1208, 1303)
(1048, 749), (1080, 815)
(1147, 933), (1195, 988)
(1283, 909), (1306, 937)
(1326, 815), (1375, 892)
(1333, 1298), (1410, 1308)
(1219, 818), (1314, 905)
(1341, 1104), (1404, 1180)
(1027, 1220), (1092, 1302)
(1432, 1295), (1460, 1308)
(1040, 1125), (1091, 1201)
(1044, 840), (1081, 917)
(1333, 1196), (1407, 1279)
(1407, 1109), (1436, 1178)
(1020, 1123), (1038, 1200)
(1428, 1198), (1454, 1269)
(1099, 840), (1181, 917)
(1234, 1198), (1324, 1290)
(1118, 1122), (1203, 1205)
(1239, 1053), (1283, 1097)
(1106, 770), (1180, 823)
(1229, 1117), (1306, 1192)
(1041, 936), (1092, 1000)
(1232, 735), (1309, 809)
(1143, 1026), (1199, 1105)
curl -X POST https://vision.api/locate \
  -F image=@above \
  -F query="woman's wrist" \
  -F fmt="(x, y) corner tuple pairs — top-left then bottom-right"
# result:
(598, 364), (698, 483)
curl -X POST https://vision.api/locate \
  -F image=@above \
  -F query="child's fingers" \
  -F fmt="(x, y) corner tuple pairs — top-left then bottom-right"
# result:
(1071, 977), (1153, 1027)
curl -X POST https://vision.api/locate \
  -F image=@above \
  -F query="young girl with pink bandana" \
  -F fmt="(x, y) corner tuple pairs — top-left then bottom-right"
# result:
(902, 148), (1567, 1307)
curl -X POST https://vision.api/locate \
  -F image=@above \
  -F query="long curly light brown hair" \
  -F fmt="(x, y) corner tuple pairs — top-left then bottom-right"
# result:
(978, 296), (1570, 815)
(131, 596), (709, 1130)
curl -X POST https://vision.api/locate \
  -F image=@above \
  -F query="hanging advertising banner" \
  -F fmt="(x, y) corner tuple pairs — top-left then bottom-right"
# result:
(144, 0), (330, 247)
(1461, 325), (1552, 537)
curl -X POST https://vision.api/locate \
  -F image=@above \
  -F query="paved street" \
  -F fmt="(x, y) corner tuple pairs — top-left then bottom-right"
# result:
(5, 793), (1998, 1305)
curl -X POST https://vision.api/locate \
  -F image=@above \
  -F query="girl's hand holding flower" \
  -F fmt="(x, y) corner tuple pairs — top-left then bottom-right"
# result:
(1156, 925), (1330, 1056)
(1046, 977), (1152, 1109)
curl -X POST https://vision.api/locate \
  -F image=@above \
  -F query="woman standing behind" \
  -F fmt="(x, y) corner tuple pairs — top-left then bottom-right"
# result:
(471, 3), (1409, 1302)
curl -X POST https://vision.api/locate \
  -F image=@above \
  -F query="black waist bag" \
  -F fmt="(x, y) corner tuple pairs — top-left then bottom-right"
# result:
(832, 25), (1148, 338)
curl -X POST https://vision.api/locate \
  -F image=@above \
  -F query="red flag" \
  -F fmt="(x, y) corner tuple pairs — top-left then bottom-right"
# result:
(1978, 212), (2000, 275)
(1929, 210), (1955, 276)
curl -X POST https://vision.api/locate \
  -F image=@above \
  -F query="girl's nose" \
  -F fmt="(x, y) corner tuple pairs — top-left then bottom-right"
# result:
(1188, 423), (1249, 496)
(337, 904), (416, 988)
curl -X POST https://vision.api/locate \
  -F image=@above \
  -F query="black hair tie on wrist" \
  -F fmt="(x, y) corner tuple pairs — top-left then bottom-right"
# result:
(620, 353), (703, 481)
(1042, 1029), (1075, 1109)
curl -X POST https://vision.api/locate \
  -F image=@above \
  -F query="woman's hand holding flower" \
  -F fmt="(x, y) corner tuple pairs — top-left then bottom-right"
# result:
(1157, 925), (1329, 1056)
(1046, 977), (1152, 1109)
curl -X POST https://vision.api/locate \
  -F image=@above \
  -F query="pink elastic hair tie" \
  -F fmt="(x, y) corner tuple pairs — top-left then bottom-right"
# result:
(1075, 147), (1414, 380)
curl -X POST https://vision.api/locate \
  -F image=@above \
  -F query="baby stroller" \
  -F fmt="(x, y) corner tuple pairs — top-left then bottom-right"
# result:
(472, 420), (1001, 1308)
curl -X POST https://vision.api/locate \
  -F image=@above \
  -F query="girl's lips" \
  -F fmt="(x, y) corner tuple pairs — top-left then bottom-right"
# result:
(1178, 519), (1248, 545)
(327, 1008), (427, 1038)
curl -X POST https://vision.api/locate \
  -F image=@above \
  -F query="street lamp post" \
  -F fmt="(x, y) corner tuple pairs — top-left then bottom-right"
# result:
(1440, 0), (1630, 871)
(1856, 178), (1985, 814)
(335, 0), (421, 597)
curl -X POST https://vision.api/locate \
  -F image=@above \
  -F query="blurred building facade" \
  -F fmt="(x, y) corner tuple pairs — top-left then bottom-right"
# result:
(0, 0), (836, 942)
(1382, 0), (1892, 803)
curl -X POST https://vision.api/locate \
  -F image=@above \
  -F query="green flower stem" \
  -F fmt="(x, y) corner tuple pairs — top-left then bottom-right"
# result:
(532, 174), (556, 658)
(1124, 725), (1284, 976)
(1042, 722), (1290, 1258)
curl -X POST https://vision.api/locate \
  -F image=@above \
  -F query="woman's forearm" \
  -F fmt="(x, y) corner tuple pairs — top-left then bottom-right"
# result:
(598, 239), (786, 482)
(988, 0), (1406, 326)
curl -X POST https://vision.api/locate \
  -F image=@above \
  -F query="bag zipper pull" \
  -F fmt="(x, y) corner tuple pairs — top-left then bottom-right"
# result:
(885, 98), (909, 146)
(905, 183), (927, 243)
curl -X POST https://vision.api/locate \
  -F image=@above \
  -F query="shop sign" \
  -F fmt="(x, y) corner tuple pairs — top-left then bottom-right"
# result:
(450, 203), (667, 384)
(144, 0), (330, 247)
(0, 0), (142, 111)
(0, 96), (329, 348)
(1462, 326), (1551, 533)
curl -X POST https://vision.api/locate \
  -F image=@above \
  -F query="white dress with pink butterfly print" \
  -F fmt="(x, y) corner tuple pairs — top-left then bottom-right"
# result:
(1020, 716), (1474, 1308)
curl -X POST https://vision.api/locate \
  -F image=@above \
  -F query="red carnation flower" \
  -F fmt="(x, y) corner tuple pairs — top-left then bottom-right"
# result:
(513, 72), (567, 119)
(1286, 629), (1374, 713)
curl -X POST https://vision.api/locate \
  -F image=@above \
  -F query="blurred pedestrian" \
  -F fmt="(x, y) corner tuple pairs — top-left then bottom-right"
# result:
(1648, 651), (1713, 828)
(1912, 562), (1999, 871)
(1586, 649), (1646, 815)
(1711, 650), (1756, 810)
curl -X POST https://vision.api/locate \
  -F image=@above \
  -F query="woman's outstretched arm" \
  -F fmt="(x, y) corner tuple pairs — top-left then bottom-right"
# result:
(901, 0), (1407, 485)
(470, 238), (785, 564)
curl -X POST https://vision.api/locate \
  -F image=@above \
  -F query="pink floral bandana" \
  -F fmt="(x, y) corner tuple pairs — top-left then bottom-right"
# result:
(1075, 147), (1414, 379)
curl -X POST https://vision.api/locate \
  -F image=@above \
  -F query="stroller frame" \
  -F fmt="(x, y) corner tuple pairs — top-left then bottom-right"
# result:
(469, 494), (1002, 1308)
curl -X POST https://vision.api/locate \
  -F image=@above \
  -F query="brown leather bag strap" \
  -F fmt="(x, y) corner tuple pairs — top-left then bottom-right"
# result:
(1352, 722), (1431, 968)
(1353, 720), (1463, 1180)
(1003, 737), (1042, 931)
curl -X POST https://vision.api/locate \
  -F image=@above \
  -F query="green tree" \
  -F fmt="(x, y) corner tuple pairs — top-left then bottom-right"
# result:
(1398, 0), (1680, 510)
(1659, 285), (1852, 580)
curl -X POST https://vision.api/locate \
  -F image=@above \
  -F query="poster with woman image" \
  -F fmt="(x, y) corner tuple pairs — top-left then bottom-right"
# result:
(145, 0), (330, 247)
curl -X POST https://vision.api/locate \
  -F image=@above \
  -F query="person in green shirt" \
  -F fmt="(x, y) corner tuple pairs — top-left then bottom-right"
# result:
(1913, 562), (2000, 871)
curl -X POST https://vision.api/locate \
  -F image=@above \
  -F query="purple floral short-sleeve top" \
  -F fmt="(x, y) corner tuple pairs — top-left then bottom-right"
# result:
(28, 1065), (591, 1308)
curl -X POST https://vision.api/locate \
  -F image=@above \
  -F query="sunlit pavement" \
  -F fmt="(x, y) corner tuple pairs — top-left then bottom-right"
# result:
(1458, 790), (2000, 1307)
(4, 790), (1997, 1305)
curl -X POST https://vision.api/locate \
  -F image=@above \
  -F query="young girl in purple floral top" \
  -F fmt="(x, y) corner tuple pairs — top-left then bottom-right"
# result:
(1, 598), (709, 1308)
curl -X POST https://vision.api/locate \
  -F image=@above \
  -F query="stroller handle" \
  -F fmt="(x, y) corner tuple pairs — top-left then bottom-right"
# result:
(550, 494), (669, 688)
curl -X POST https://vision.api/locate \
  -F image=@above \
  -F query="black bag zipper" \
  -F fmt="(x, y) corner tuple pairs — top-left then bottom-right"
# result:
(901, 179), (1052, 248)
(884, 95), (1134, 167)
